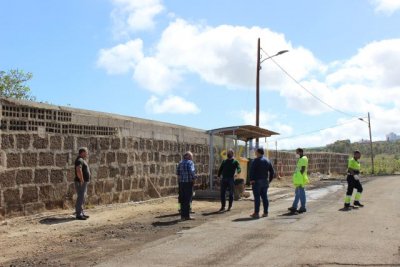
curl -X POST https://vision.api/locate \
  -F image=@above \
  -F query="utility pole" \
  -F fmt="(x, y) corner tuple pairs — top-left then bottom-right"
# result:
(255, 38), (261, 148)
(368, 112), (374, 174)
(254, 38), (288, 149)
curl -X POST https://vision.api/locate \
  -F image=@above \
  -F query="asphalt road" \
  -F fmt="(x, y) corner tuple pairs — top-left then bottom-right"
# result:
(98, 176), (400, 267)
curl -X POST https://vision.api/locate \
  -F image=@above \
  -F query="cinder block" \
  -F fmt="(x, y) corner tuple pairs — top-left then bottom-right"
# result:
(16, 134), (31, 149)
(0, 170), (16, 188)
(50, 136), (62, 150)
(22, 153), (38, 167)
(34, 169), (49, 184)
(33, 135), (48, 149)
(16, 169), (33, 185)
(7, 153), (21, 168)
(21, 186), (38, 203)
(1, 134), (14, 149)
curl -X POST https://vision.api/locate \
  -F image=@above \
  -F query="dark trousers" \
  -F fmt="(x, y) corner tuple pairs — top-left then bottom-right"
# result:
(346, 175), (363, 196)
(252, 179), (269, 214)
(220, 178), (234, 208)
(75, 181), (88, 216)
(179, 182), (193, 218)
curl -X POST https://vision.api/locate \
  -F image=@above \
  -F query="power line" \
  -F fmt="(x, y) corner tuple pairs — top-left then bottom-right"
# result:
(260, 48), (357, 119)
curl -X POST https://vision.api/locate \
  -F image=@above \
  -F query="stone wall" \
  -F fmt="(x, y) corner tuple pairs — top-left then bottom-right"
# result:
(268, 151), (348, 178)
(0, 98), (216, 219)
(0, 97), (349, 220)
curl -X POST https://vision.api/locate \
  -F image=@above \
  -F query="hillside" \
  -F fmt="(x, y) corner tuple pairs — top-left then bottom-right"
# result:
(308, 139), (400, 174)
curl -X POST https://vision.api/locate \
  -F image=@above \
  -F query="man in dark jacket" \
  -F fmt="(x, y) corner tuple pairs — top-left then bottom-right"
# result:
(217, 149), (241, 211)
(249, 148), (275, 218)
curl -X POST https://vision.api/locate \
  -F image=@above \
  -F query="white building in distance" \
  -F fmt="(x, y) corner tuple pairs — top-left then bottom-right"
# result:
(386, 132), (400, 142)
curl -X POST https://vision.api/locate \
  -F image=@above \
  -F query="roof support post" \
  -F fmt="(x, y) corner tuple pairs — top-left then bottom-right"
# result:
(208, 131), (214, 190)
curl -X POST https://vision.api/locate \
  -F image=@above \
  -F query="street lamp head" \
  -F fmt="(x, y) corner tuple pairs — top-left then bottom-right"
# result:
(276, 50), (289, 56)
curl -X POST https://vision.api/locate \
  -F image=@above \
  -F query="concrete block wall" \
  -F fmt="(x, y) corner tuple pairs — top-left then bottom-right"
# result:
(268, 151), (348, 178)
(0, 98), (213, 219)
(0, 97), (348, 220)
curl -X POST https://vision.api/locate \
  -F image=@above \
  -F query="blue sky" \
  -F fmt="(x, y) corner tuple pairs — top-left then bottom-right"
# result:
(1, 0), (400, 149)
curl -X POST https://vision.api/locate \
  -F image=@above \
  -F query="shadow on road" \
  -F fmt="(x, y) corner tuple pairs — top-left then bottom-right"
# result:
(278, 212), (299, 217)
(338, 206), (358, 212)
(232, 217), (258, 222)
(202, 210), (226, 216)
(155, 213), (180, 219)
(152, 219), (181, 227)
(39, 217), (76, 225)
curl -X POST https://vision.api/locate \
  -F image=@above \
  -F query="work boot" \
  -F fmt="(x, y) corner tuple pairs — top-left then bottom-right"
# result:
(353, 201), (364, 207)
(288, 207), (297, 213)
(250, 213), (260, 219)
(298, 207), (307, 213)
(343, 203), (351, 211)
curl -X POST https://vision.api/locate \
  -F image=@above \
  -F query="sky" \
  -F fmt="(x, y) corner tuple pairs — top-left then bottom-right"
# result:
(1, 0), (400, 150)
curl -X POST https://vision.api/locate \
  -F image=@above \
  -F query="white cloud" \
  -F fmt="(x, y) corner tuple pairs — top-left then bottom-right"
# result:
(98, 8), (400, 144)
(97, 39), (144, 74)
(99, 18), (322, 95)
(279, 39), (400, 117)
(111, 0), (164, 37)
(133, 57), (182, 94)
(145, 95), (200, 114)
(156, 19), (322, 90)
(371, 0), (400, 15)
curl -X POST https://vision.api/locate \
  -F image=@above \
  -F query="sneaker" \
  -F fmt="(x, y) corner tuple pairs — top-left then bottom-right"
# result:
(219, 207), (226, 212)
(227, 206), (232, 211)
(262, 213), (268, 217)
(298, 208), (307, 213)
(288, 207), (297, 212)
(353, 201), (364, 207)
(76, 215), (87, 220)
(250, 213), (260, 219)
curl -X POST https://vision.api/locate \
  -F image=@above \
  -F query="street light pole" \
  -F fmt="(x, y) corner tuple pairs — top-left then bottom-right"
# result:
(256, 38), (261, 132)
(255, 38), (288, 147)
(367, 112), (374, 174)
(359, 112), (374, 175)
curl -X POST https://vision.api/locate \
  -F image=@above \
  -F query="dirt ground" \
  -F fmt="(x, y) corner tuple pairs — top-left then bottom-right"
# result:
(0, 175), (341, 267)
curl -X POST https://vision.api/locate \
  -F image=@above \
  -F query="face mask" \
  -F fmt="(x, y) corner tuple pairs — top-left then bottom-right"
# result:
(295, 154), (300, 159)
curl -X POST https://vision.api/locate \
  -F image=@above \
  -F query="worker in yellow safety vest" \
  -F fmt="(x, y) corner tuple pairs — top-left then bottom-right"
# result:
(344, 150), (364, 210)
(288, 148), (309, 214)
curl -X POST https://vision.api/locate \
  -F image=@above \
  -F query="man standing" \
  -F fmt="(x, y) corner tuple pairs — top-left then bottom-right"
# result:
(176, 151), (196, 221)
(75, 147), (90, 220)
(344, 150), (364, 210)
(288, 148), (309, 214)
(249, 148), (275, 218)
(217, 149), (241, 212)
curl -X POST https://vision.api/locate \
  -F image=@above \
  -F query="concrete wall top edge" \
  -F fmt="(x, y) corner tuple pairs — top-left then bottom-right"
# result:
(0, 97), (205, 134)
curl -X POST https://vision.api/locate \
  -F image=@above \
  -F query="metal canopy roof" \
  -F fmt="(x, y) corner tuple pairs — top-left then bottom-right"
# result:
(206, 125), (279, 141)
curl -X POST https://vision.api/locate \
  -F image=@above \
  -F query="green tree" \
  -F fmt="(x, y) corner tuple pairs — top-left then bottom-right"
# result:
(0, 69), (35, 100)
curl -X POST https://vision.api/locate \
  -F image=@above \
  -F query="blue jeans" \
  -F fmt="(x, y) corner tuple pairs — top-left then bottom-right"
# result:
(292, 186), (306, 209)
(252, 179), (269, 214)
